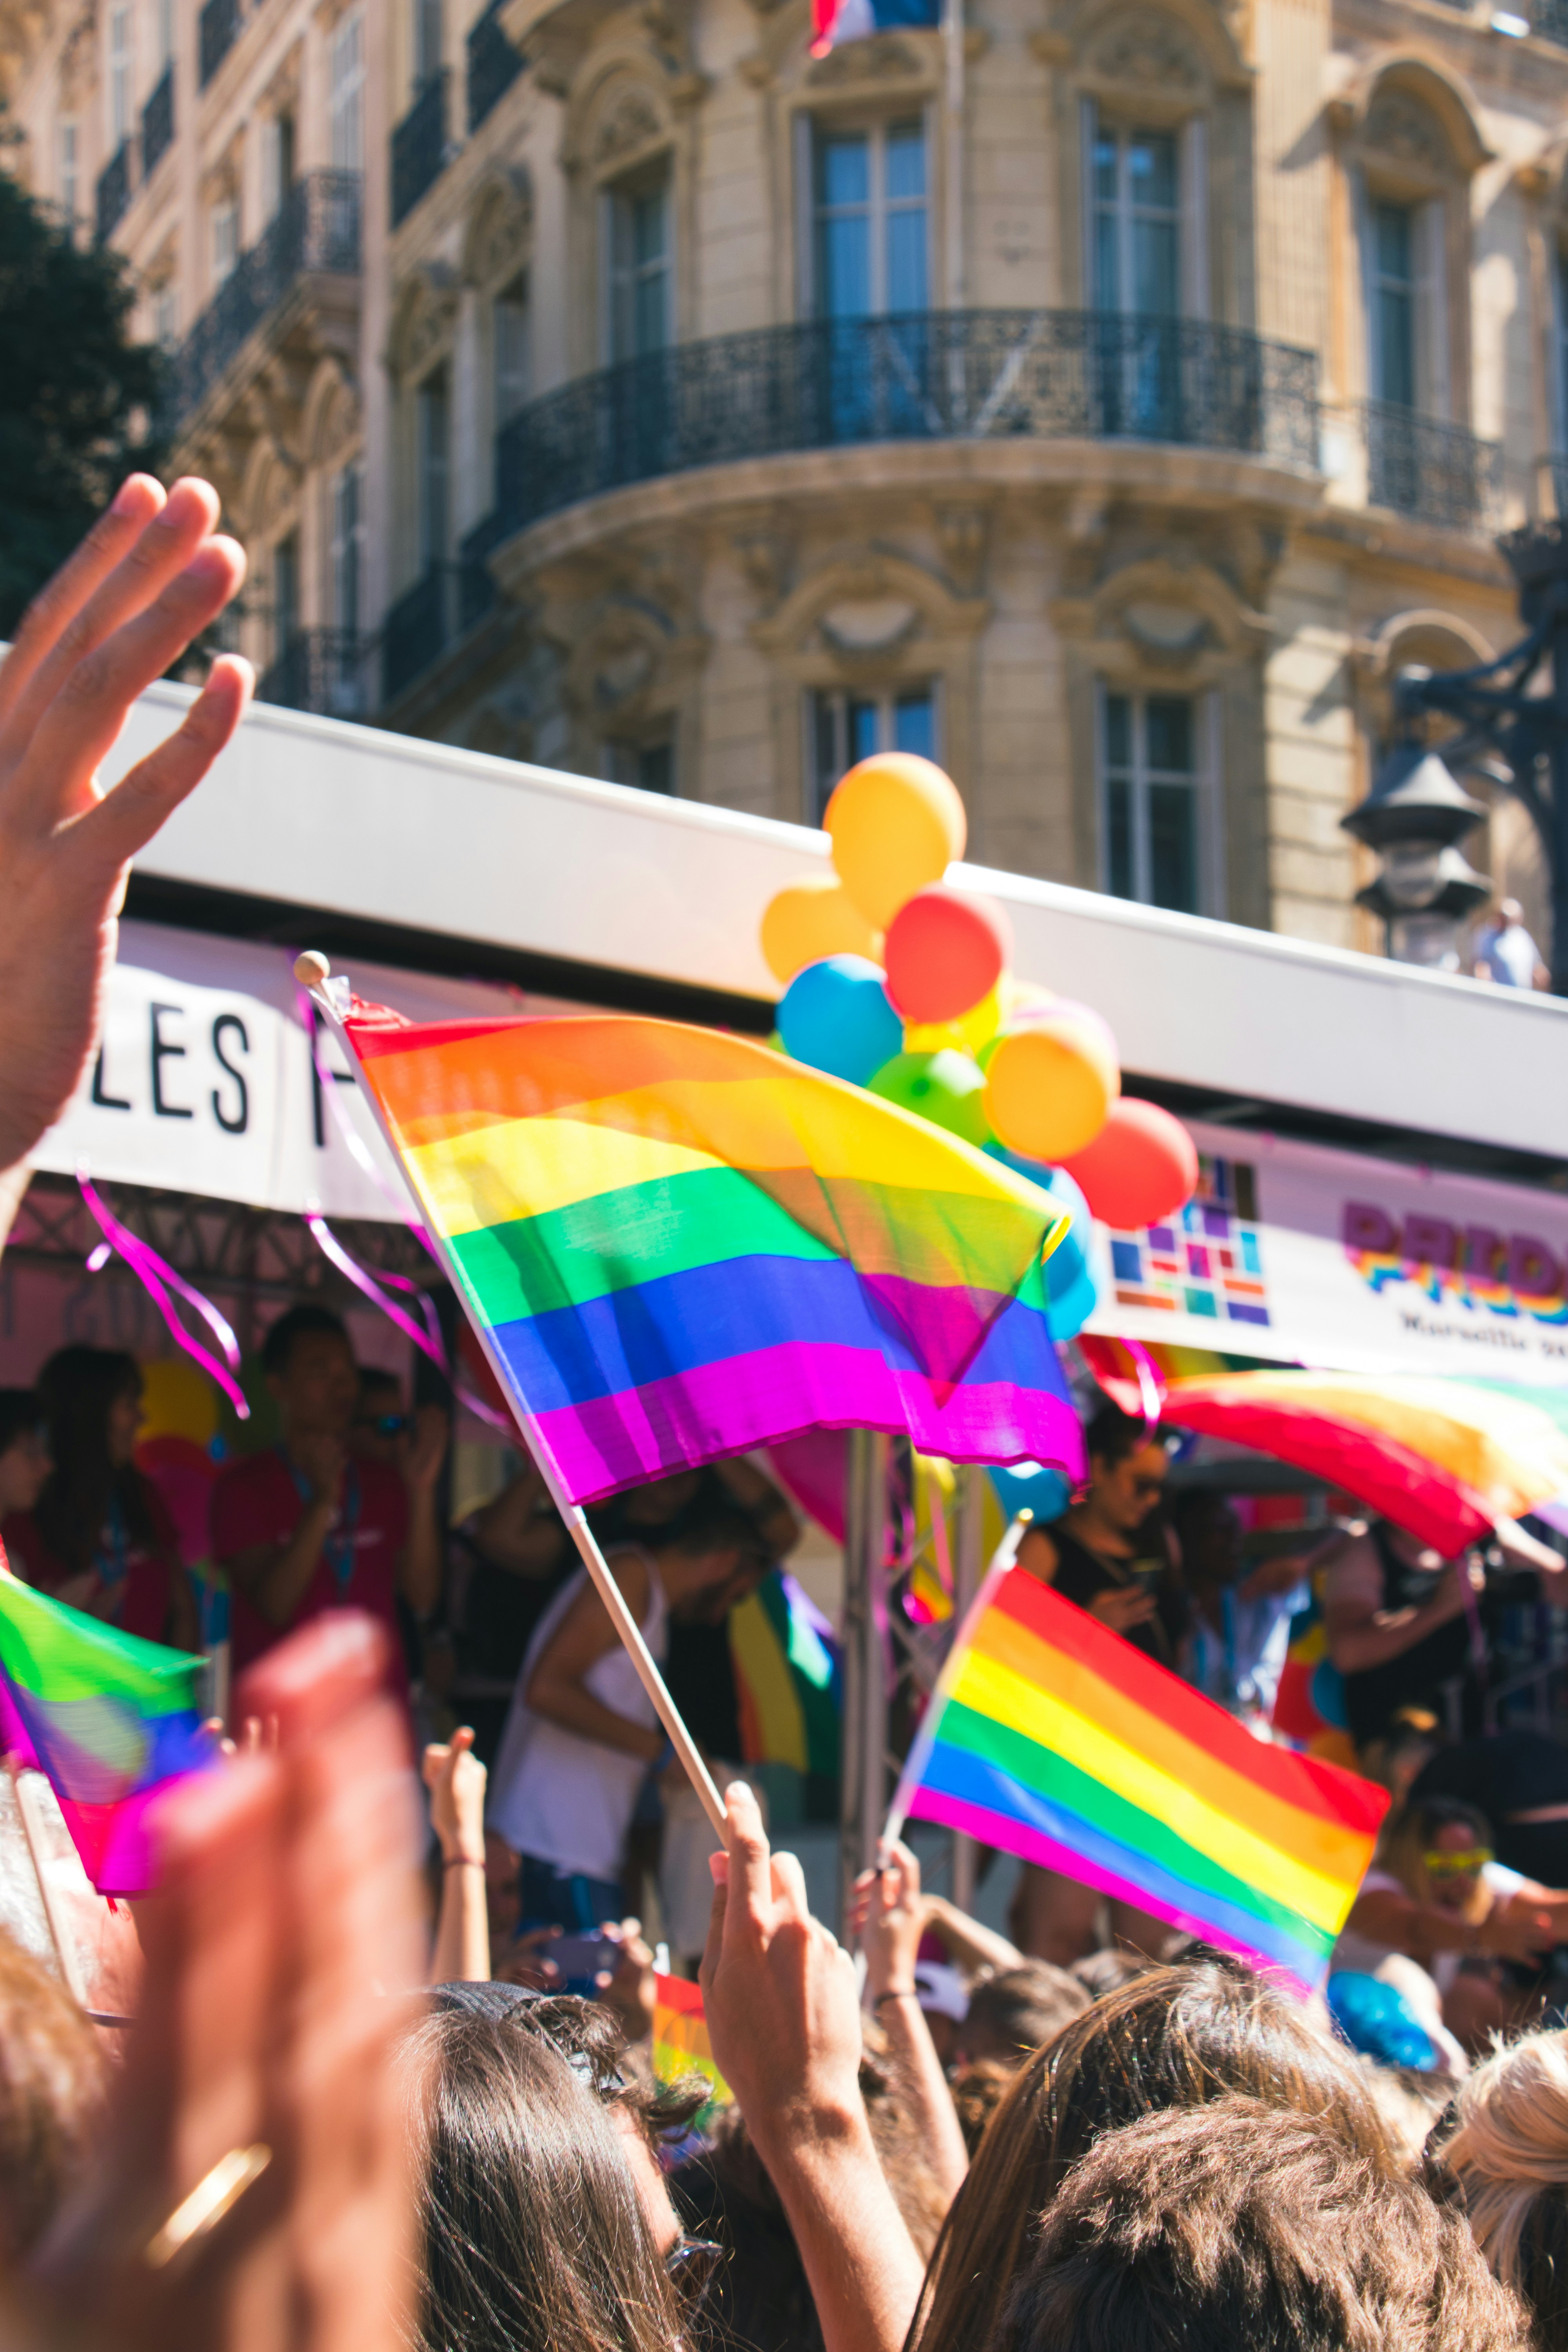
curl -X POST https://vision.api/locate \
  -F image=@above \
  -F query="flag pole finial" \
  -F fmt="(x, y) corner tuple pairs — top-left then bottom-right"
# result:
(293, 950), (331, 989)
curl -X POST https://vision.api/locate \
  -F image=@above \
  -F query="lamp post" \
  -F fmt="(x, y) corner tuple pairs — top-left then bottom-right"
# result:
(1342, 744), (1491, 970)
(1342, 514), (1568, 994)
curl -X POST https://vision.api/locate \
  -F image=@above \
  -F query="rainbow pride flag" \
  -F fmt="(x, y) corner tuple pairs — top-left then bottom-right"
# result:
(652, 1972), (731, 2113)
(339, 1005), (1082, 1503)
(891, 1565), (1388, 1993)
(0, 1569), (213, 1895)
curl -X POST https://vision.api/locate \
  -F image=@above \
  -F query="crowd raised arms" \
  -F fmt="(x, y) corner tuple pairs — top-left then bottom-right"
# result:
(6, 486), (1568, 2352)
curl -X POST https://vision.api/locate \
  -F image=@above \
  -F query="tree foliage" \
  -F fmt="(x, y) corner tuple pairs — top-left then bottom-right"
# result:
(0, 169), (162, 635)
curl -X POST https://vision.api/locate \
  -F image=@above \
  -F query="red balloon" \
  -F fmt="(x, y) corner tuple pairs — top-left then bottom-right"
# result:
(884, 886), (1012, 1024)
(1061, 1098), (1198, 1230)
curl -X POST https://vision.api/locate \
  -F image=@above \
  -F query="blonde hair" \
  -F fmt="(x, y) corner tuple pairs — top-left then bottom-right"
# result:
(1439, 2030), (1568, 2289)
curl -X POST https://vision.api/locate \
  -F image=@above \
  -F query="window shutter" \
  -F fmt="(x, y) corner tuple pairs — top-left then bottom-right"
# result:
(1416, 197), (1450, 419)
(795, 110), (817, 318)
(1356, 169), (1380, 399)
(1180, 115), (1209, 320)
(1080, 96), (1100, 307)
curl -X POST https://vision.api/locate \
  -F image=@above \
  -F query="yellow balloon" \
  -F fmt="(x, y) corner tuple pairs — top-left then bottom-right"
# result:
(904, 981), (1004, 1058)
(138, 1355), (220, 1448)
(760, 875), (882, 984)
(984, 1014), (1121, 1163)
(824, 753), (967, 930)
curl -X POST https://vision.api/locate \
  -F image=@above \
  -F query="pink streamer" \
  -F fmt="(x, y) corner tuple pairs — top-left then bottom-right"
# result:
(305, 1214), (514, 1437)
(77, 1169), (250, 1421)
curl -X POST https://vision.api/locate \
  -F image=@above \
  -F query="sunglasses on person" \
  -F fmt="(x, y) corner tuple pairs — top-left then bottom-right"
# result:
(665, 2232), (724, 2311)
(1424, 1846), (1493, 1878)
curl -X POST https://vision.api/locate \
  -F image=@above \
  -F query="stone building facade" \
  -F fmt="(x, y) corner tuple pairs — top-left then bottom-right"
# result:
(2, 0), (1563, 952)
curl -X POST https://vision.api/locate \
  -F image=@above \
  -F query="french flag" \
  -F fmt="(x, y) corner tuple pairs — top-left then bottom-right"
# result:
(811, 0), (940, 56)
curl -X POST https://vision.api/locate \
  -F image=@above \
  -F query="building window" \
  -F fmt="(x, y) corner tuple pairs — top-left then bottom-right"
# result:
(272, 533), (300, 663)
(606, 739), (676, 795)
(211, 195), (239, 287)
(810, 683), (936, 820)
(606, 166), (671, 361)
(414, 0), (444, 85)
(417, 366), (451, 568)
(813, 120), (927, 318)
(494, 273), (530, 427)
(330, 13), (365, 173)
(263, 114), (296, 219)
(1100, 688), (1212, 915)
(153, 281), (180, 348)
(331, 461), (364, 635)
(59, 120), (78, 225)
(108, 5), (133, 148)
(1371, 200), (1416, 408)
(1092, 119), (1181, 315)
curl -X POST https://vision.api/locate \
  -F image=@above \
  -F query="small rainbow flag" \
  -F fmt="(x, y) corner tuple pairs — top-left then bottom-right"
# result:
(892, 1565), (1388, 1993)
(652, 1972), (730, 2112)
(339, 1005), (1082, 1503)
(0, 1567), (213, 1895)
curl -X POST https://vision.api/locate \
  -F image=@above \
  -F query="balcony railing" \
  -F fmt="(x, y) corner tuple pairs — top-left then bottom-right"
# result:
(199, 0), (242, 86)
(258, 629), (377, 720)
(468, 1), (526, 132)
(1363, 399), (1503, 534)
(391, 70), (451, 229)
(140, 66), (174, 180)
(168, 171), (361, 428)
(487, 310), (1320, 541)
(95, 142), (132, 243)
(380, 559), (498, 706)
(1532, 0), (1568, 42)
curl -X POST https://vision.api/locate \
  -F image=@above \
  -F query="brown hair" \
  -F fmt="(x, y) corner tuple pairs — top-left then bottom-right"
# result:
(958, 1963), (1089, 2066)
(905, 1961), (1396, 2352)
(33, 1346), (156, 1576)
(0, 1928), (106, 2261)
(995, 2096), (1531, 2352)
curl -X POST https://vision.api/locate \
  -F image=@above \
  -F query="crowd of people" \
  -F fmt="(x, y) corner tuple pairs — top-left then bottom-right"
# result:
(4, 484), (1568, 2349)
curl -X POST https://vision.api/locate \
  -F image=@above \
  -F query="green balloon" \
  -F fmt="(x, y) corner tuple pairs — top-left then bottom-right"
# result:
(867, 1049), (991, 1148)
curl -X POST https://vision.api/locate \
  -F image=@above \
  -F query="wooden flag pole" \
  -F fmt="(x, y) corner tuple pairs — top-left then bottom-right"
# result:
(294, 956), (730, 1842)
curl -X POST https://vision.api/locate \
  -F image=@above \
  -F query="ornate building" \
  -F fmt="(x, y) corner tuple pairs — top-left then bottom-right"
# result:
(2, 0), (1563, 951)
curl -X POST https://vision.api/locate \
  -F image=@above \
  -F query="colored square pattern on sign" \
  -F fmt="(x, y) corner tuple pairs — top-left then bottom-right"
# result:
(1108, 1155), (1271, 1327)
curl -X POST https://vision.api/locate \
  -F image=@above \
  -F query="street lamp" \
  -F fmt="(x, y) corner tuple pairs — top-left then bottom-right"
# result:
(1343, 514), (1568, 994)
(1342, 741), (1491, 970)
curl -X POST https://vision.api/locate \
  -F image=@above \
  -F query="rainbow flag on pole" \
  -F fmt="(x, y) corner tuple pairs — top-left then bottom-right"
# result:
(891, 1566), (1387, 1993)
(338, 1005), (1082, 1504)
(652, 1972), (731, 2113)
(0, 1569), (213, 1895)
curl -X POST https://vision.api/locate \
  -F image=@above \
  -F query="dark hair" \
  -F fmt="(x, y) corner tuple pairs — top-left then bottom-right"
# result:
(0, 1389), (43, 1459)
(261, 1303), (349, 1379)
(399, 1993), (684, 2352)
(661, 1496), (775, 1570)
(358, 1367), (402, 1404)
(995, 2096), (1529, 2352)
(33, 1347), (154, 1576)
(1085, 1403), (1160, 1470)
(906, 1962), (1397, 2352)
(959, 1963), (1089, 2065)
(0, 1927), (106, 2263)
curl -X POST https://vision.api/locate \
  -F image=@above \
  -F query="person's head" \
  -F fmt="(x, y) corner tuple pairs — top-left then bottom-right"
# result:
(1359, 1708), (1441, 1805)
(1434, 2028), (1568, 2349)
(619, 1471), (702, 1527)
(993, 2096), (1530, 2352)
(261, 1305), (358, 1441)
(350, 1367), (407, 1465)
(1170, 1490), (1242, 1592)
(907, 1959), (1396, 2352)
(1501, 897), (1525, 929)
(0, 1927), (107, 2264)
(1378, 1797), (1495, 1925)
(955, 1962), (1090, 2069)
(400, 1987), (697, 2352)
(657, 1500), (774, 1621)
(0, 1390), (49, 1519)
(1083, 1404), (1168, 1536)
(34, 1347), (151, 1570)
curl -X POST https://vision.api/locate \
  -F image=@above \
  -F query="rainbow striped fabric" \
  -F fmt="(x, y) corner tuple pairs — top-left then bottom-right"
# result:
(341, 1006), (1081, 1504)
(894, 1565), (1387, 1993)
(731, 1568), (840, 1788)
(652, 1972), (730, 2113)
(0, 1568), (212, 1895)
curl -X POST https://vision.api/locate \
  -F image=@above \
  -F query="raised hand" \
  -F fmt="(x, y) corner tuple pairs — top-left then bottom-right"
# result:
(421, 1726), (486, 1867)
(0, 475), (250, 1174)
(848, 1839), (927, 2002)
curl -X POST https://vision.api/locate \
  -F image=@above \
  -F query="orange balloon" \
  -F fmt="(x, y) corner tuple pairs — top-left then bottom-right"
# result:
(760, 874), (881, 984)
(983, 1013), (1121, 1163)
(824, 753), (967, 929)
(1062, 1099), (1198, 1230)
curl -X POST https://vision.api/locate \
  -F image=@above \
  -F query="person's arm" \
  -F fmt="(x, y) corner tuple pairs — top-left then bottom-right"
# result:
(921, 1891), (1024, 1977)
(396, 1404), (447, 1617)
(1494, 1517), (1568, 1596)
(468, 1457), (565, 1576)
(0, 474), (250, 1181)
(1018, 1524), (1155, 1633)
(222, 1437), (345, 1630)
(1343, 1881), (1552, 1965)
(702, 1784), (925, 2352)
(712, 1455), (802, 1558)
(849, 1842), (969, 2207)
(424, 1727), (490, 1985)
(1325, 1544), (1472, 1674)
(524, 1550), (665, 1761)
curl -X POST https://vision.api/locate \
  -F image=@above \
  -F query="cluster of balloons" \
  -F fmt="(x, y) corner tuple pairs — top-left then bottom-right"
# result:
(760, 752), (1199, 1342)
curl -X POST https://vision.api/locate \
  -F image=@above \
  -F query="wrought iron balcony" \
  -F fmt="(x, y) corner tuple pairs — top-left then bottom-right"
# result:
(257, 630), (378, 720)
(199, 0), (242, 86)
(140, 67), (174, 180)
(1532, 0), (1568, 41)
(1363, 399), (1503, 534)
(168, 171), (361, 429)
(391, 70), (451, 230)
(95, 142), (132, 243)
(380, 559), (498, 706)
(488, 310), (1320, 540)
(468, 1), (526, 132)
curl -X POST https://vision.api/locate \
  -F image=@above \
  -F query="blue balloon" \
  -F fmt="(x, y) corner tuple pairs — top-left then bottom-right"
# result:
(985, 1148), (1103, 1340)
(778, 955), (903, 1086)
(1325, 1973), (1437, 2072)
(989, 1461), (1074, 1524)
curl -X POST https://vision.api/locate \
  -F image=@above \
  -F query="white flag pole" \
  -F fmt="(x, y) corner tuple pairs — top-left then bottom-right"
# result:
(294, 955), (729, 1842)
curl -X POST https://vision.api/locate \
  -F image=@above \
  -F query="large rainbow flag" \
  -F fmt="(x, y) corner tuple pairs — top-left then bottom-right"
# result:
(339, 1004), (1082, 1503)
(0, 1569), (213, 1895)
(891, 1565), (1387, 1993)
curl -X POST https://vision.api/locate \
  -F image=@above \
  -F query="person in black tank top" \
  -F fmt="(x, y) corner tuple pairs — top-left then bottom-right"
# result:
(1321, 1520), (1480, 1752)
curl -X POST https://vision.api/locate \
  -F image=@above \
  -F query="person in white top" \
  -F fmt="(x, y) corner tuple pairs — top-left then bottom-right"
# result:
(487, 1498), (771, 1936)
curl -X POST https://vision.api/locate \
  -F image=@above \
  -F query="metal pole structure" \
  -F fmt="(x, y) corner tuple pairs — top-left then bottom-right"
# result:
(949, 1463), (985, 1912)
(942, 0), (965, 310)
(839, 1427), (888, 1931)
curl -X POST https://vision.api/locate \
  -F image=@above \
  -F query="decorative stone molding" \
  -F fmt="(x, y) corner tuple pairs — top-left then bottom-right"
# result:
(1055, 0), (1249, 95)
(303, 355), (360, 468)
(1365, 88), (1446, 174)
(462, 166), (534, 287)
(734, 524), (793, 607)
(388, 264), (459, 380)
(752, 550), (988, 658)
(1091, 8), (1203, 92)
(935, 503), (992, 597)
(806, 33), (926, 85)
(1332, 54), (1492, 176)
(594, 84), (664, 165)
(1050, 550), (1271, 659)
